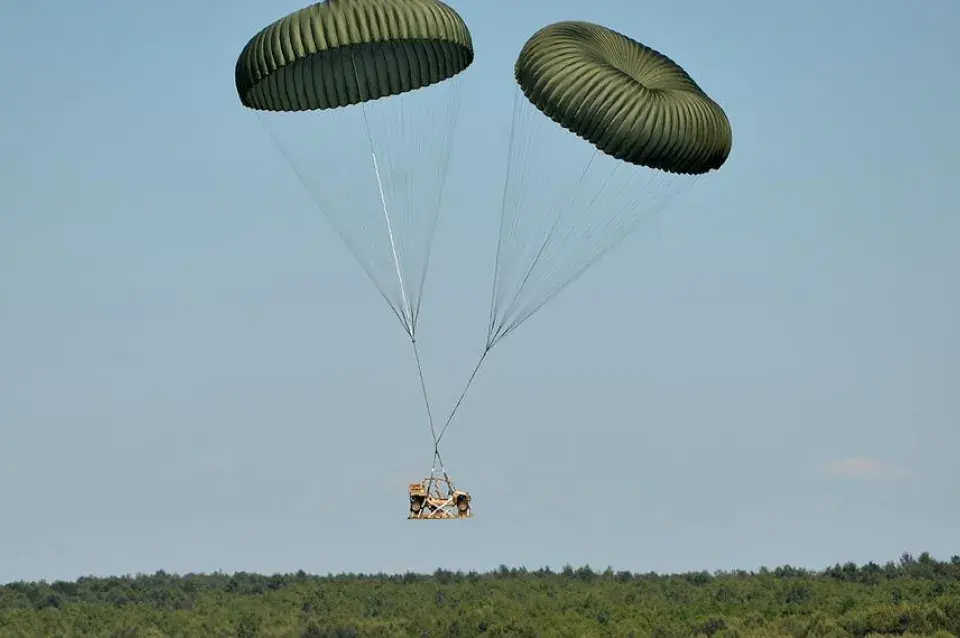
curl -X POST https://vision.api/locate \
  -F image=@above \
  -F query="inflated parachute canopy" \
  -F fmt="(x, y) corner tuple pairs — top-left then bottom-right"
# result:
(515, 21), (732, 175)
(235, 0), (474, 112)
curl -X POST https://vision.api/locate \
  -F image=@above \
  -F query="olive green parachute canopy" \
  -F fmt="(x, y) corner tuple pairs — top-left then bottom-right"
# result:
(235, 0), (474, 112)
(515, 21), (732, 175)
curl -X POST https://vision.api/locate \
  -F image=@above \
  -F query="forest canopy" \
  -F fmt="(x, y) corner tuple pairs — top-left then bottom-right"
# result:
(2, 552), (959, 637)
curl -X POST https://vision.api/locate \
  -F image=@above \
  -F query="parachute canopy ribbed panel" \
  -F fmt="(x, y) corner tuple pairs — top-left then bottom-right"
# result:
(514, 21), (732, 175)
(235, 0), (475, 112)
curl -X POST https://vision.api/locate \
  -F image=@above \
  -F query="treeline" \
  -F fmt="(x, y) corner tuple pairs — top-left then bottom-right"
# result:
(1, 552), (959, 637)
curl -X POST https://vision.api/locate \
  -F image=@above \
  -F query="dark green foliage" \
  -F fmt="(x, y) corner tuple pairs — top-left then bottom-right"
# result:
(1, 553), (959, 637)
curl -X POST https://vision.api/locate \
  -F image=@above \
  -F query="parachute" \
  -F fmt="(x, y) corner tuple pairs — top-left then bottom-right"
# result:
(433, 21), (733, 448)
(235, 0), (474, 481)
(235, 0), (474, 340)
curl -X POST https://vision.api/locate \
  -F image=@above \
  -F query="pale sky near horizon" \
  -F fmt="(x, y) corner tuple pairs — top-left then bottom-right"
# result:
(1, 0), (958, 583)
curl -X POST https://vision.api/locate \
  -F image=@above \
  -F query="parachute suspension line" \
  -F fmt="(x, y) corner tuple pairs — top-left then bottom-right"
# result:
(365, 121), (412, 334)
(410, 337), (442, 470)
(412, 73), (464, 333)
(434, 344), (490, 450)
(431, 91), (534, 449)
(487, 147), (599, 349)
(348, 48), (455, 468)
(483, 85), (705, 349)
(487, 88), (540, 344)
(435, 96), (601, 449)
(351, 51), (413, 338)
(494, 153), (640, 343)
(486, 89), (523, 347)
(348, 46), (471, 468)
(497, 171), (700, 343)
(255, 114), (408, 331)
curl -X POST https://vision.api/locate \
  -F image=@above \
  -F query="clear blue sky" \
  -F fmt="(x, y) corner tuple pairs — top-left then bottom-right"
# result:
(1, 0), (957, 583)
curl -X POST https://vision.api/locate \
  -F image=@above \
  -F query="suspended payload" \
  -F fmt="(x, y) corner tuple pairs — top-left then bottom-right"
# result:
(408, 474), (472, 520)
(235, 0), (475, 519)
